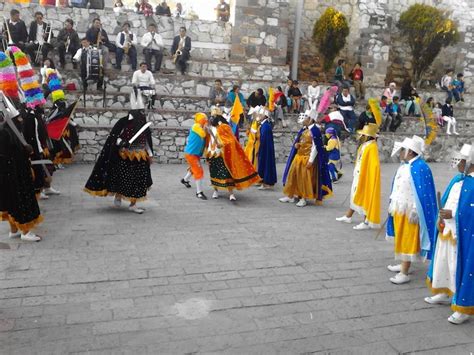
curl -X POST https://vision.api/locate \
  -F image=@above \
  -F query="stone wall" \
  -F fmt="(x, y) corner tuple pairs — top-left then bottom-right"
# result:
(287, 0), (473, 87)
(231, 0), (290, 65)
(76, 123), (473, 165)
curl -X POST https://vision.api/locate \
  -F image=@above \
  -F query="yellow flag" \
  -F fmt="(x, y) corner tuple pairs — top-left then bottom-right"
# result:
(368, 98), (382, 127)
(268, 87), (275, 112)
(230, 94), (244, 125)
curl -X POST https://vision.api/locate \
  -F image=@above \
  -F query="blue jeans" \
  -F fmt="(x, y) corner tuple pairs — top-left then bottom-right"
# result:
(340, 110), (357, 133)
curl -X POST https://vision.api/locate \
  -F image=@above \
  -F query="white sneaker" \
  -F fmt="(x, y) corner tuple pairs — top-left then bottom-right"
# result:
(212, 191), (219, 199)
(20, 232), (41, 242)
(44, 187), (61, 195)
(128, 205), (145, 214)
(296, 199), (307, 207)
(336, 215), (352, 223)
(279, 196), (296, 203)
(390, 272), (410, 284)
(424, 294), (451, 305)
(8, 231), (21, 239)
(257, 185), (271, 191)
(39, 192), (49, 200)
(114, 197), (122, 207)
(453, 132), (460, 136)
(448, 312), (470, 324)
(229, 194), (236, 202)
(387, 264), (402, 272)
(353, 222), (370, 230)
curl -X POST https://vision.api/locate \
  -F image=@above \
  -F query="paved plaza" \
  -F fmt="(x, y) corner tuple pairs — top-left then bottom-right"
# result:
(0, 163), (473, 354)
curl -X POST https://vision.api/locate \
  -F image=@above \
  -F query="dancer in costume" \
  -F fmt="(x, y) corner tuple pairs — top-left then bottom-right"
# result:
(84, 93), (153, 214)
(44, 67), (80, 165)
(257, 106), (277, 190)
(279, 111), (332, 207)
(181, 112), (209, 200)
(386, 136), (437, 284)
(325, 127), (342, 183)
(206, 111), (260, 201)
(425, 143), (474, 324)
(0, 90), (43, 242)
(336, 123), (381, 230)
(8, 46), (60, 199)
(244, 105), (262, 170)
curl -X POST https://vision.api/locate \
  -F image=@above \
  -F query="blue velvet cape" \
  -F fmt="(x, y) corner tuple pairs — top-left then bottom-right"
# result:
(257, 120), (277, 185)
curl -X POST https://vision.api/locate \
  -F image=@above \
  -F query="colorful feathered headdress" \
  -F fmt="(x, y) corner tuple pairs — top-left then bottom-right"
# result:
(0, 51), (20, 100)
(45, 68), (65, 103)
(7, 46), (46, 109)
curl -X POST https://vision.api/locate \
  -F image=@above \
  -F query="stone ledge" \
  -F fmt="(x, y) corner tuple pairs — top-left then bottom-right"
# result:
(75, 123), (473, 165)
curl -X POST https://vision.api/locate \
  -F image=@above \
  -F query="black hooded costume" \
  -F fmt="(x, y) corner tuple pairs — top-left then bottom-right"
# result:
(84, 109), (153, 202)
(0, 119), (43, 232)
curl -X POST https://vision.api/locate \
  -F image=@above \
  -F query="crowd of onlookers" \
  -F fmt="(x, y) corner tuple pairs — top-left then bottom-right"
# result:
(205, 58), (468, 138)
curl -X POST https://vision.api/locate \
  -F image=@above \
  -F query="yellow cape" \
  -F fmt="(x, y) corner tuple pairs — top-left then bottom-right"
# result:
(244, 120), (260, 170)
(352, 140), (381, 227)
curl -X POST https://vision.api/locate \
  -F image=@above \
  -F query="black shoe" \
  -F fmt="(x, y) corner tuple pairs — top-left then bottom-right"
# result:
(181, 179), (191, 188)
(196, 192), (207, 200)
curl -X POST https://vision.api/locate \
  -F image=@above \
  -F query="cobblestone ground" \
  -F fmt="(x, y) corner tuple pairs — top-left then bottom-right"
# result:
(1, 163), (473, 354)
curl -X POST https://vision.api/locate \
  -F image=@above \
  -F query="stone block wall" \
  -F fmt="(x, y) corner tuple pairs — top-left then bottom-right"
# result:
(231, 0), (290, 65)
(75, 123), (473, 165)
(287, 0), (472, 87)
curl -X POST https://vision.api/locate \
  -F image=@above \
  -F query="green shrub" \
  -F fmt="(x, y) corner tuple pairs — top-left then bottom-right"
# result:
(312, 8), (350, 72)
(398, 4), (459, 82)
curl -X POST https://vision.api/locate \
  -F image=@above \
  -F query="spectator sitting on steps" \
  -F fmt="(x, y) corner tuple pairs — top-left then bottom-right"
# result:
(247, 88), (267, 109)
(156, 1), (172, 16)
(335, 86), (357, 133)
(132, 62), (156, 109)
(209, 79), (227, 107)
(135, 0), (154, 17)
(349, 62), (365, 100)
(383, 82), (397, 104)
(383, 96), (402, 132)
(441, 98), (459, 135)
(288, 81), (303, 113)
(357, 105), (376, 130)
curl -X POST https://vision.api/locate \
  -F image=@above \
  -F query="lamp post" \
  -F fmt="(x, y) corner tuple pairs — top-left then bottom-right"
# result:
(291, 0), (304, 80)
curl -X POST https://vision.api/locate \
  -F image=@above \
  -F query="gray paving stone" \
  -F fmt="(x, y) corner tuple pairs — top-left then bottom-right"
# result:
(0, 163), (473, 353)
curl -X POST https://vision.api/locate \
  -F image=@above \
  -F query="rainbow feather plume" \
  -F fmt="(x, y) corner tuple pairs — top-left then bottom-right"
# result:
(7, 46), (46, 109)
(317, 86), (338, 114)
(46, 68), (65, 103)
(0, 51), (19, 100)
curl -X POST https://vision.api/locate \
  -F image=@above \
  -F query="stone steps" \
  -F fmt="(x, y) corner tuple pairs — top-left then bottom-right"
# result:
(61, 70), (474, 106)
(65, 90), (474, 121)
(75, 123), (472, 165)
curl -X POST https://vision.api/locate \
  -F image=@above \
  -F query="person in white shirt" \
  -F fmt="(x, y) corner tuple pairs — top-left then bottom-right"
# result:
(140, 23), (164, 73)
(173, 3), (187, 18)
(115, 23), (138, 71)
(73, 38), (103, 90)
(132, 62), (156, 109)
(306, 80), (321, 111)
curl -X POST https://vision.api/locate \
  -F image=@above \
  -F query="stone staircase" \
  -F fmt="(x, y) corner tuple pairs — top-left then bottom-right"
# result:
(53, 63), (474, 165)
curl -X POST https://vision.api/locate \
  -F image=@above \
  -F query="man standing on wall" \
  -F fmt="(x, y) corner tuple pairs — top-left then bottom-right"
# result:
(216, 0), (230, 22)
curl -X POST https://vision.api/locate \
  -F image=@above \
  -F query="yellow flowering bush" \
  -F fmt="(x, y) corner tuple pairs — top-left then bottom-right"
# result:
(312, 8), (350, 71)
(398, 4), (459, 82)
